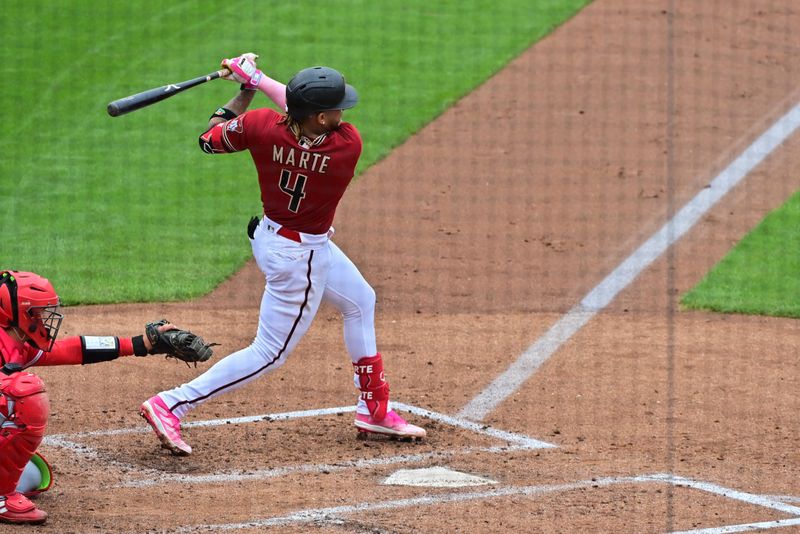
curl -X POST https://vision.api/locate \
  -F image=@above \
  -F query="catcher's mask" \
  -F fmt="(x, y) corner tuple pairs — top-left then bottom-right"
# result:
(285, 66), (358, 120)
(0, 271), (63, 352)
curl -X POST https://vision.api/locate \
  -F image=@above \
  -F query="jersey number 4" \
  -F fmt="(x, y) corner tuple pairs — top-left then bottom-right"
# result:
(279, 169), (307, 213)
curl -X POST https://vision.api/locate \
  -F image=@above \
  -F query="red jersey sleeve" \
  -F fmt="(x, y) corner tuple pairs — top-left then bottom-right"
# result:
(199, 108), (281, 154)
(27, 337), (82, 365)
(28, 336), (137, 366)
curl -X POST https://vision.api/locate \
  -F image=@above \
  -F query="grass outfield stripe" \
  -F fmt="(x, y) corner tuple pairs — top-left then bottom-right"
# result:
(681, 190), (800, 318)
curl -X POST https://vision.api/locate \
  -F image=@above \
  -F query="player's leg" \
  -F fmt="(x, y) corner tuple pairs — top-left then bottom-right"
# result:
(142, 233), (332, 455)
(0, 372), (49, 524)
(321, 241), (378, 360)
(322, 242), (425, 439)
(159, 252), (330, 417)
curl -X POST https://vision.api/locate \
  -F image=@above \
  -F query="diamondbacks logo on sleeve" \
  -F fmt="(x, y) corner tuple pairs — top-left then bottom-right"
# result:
(226, 118), (243, 133)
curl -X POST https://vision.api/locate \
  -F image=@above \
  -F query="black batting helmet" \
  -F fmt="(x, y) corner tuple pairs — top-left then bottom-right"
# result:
(285, 66), (358, 120)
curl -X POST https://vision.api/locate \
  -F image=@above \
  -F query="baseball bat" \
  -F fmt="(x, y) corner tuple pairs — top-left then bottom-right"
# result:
(107, 68), (230, 117)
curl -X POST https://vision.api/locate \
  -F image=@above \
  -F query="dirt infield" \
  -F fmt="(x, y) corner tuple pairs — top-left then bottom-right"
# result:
(31, 1), (800, 532)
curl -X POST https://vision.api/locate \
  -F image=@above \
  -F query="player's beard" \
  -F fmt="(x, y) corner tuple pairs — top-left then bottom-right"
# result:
(324, 116), (343, 132)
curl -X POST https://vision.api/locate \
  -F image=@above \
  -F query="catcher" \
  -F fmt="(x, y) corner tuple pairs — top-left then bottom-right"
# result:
(0, 270), (214, 525)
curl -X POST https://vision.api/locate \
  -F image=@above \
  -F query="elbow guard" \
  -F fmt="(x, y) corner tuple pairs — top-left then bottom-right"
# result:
(199, 128), (215, 154)
(199, 115), (241, 154)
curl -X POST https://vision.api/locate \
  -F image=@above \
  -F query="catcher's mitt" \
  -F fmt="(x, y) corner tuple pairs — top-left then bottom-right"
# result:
(145, 319), (216, 366)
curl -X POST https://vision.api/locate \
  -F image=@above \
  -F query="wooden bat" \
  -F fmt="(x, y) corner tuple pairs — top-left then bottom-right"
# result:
(107, 68), (231, 117)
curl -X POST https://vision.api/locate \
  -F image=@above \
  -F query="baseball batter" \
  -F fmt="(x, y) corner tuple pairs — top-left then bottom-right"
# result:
(0, 270), (212, 525)
(140, 54), (426, 456)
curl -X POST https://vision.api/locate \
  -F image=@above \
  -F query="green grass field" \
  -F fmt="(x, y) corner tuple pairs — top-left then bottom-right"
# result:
(681, 190), (800, 319)
(1, 0), (589, 304)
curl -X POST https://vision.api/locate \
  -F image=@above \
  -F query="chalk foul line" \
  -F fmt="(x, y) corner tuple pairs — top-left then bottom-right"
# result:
(459, 101), (800, 422)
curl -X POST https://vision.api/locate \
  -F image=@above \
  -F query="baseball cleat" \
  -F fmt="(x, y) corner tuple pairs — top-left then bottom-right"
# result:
(0, 493), (47, 525)
(354, 410), (427, 440)
(140, 395), (192, 456)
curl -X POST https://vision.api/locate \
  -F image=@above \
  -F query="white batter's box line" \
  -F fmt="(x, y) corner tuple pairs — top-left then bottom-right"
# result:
(173, 472), (800, 532)
(392, 402), (555, 449)
(669, 518), (800, 534)
(119, 443), (534, 489)
(762, 495), (800, 505)
(642, 474), (800, 516)
(44, 435), (164, 479)
(44, 405), (359, 442)
(43, 402), (555, 487)
(44, 402), (552, 448)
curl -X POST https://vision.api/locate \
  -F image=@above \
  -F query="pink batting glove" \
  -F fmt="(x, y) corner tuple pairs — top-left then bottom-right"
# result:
(221, 54), (263, 89)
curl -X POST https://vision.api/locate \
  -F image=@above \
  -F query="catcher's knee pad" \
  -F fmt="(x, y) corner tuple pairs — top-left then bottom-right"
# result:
(1, 372), (49, 430)
(0, 372), (49, 495)
(353, 354), (390, 421)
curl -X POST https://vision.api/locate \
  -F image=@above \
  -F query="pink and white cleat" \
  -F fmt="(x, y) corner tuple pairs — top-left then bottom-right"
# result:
(139, 395), (192, 456)
(355, 410), (427, 440)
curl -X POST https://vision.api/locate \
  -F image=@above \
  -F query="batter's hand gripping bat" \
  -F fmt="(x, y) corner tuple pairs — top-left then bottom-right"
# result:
(107, 68), (231, 117)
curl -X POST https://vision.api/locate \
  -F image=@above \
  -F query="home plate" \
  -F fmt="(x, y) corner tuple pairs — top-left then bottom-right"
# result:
(383, 467), (498, 487)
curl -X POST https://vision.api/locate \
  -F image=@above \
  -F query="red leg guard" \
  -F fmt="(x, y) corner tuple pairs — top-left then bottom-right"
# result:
(353, 354), (390, 421)
(0, 373), (49, 495)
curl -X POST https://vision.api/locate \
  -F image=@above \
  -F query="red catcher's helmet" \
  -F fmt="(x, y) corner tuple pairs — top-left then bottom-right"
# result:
(0, 271), (63, 351)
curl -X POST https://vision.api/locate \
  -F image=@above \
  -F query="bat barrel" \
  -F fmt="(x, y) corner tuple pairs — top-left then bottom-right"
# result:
(107, 70), (224, 117)
(107, 100), (130, 117)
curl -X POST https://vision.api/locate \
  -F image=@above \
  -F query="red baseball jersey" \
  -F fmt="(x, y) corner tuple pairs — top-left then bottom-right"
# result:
(200, 108), (363, 235)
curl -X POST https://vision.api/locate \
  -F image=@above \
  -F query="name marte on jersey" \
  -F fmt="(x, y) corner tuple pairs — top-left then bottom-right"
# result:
(273, 145), (330, 174)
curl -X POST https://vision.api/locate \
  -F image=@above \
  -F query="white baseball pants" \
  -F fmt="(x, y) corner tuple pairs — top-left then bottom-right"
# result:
(160, 216), (379, 418)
